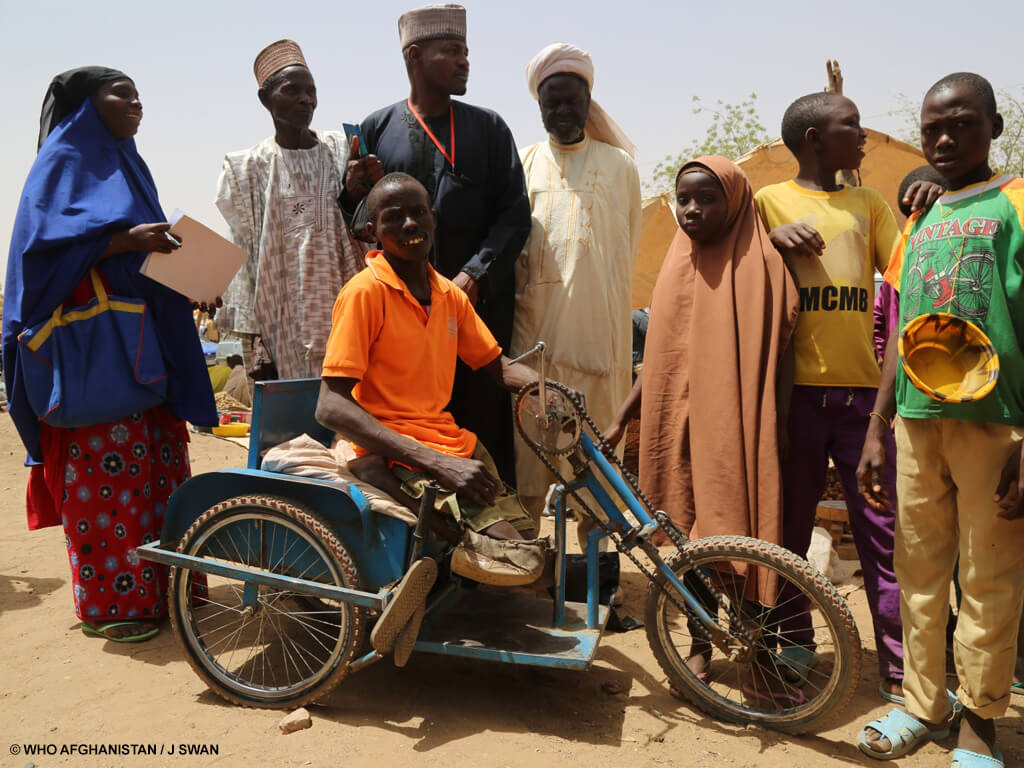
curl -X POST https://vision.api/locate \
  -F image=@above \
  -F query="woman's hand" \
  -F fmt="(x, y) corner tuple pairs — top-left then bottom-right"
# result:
(127, 222), (180, 253)
(105, 222), (180, 257)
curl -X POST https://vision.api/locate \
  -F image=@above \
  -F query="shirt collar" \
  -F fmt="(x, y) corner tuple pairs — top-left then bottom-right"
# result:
(365, 250), (450, 296)
(938, 172), (1014, 205)
(549, 134), (589, 153)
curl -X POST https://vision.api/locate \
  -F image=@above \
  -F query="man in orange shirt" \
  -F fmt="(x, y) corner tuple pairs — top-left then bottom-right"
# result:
(317, 172), (543, 659)
(317, 171), (540, 541)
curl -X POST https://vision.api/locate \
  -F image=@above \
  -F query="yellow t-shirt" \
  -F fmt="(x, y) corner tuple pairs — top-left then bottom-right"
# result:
(754, 181), (899, 388)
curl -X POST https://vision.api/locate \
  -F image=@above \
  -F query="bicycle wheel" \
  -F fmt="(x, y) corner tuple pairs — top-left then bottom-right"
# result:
(951, 252), (994, 319)
(645, 535), (860, 734)
(168, 495), (365, 708)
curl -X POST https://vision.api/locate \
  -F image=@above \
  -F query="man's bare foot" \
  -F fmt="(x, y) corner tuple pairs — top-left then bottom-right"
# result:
(958, 709), (997, 757)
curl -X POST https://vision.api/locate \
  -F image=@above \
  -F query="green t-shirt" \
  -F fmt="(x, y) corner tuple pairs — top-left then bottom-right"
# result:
(886, 174), (1024, 424)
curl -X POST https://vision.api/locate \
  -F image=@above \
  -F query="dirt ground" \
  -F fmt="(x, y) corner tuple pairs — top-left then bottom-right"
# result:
(3, 415), (1024, 768)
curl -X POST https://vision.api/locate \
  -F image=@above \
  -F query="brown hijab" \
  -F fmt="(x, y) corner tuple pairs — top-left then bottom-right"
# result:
(639, 156), (798, 560)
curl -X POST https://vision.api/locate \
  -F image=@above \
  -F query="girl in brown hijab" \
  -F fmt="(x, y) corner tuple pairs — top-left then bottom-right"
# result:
(604, 155), (799, 680)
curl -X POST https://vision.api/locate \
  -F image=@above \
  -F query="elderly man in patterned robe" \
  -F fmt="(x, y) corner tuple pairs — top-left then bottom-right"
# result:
(512, 43), (642, 521)
(216, 39), (364, 380)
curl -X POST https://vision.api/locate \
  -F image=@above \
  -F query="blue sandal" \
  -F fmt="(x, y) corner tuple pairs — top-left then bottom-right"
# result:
(858, 709), (949, 760)
(858, 690), (964, 760)
(950, 748), (1004, 767)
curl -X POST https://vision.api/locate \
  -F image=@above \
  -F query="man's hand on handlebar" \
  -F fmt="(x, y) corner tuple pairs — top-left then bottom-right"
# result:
(427, 454), (502, 507)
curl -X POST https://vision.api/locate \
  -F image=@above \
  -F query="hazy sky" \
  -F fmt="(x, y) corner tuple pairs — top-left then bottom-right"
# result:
(3, 0), (1023, 277)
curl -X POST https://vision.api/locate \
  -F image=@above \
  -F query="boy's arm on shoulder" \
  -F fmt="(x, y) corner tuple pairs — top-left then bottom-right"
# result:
(900, 179), (944, 217)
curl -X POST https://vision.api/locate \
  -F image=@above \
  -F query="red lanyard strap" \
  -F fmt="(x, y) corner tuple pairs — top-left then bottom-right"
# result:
(407, 99), (455, 170)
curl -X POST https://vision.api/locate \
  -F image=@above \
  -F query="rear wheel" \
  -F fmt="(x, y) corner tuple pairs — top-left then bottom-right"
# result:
(168, 495), (365, 708)
(645, 535), (860, 734)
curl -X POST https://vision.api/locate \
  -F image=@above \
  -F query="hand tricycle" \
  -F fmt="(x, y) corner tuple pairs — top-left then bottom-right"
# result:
(138, 343), (860, 734)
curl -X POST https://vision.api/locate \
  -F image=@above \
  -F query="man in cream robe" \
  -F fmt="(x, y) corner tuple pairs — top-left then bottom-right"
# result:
(512, 43), (642, 519)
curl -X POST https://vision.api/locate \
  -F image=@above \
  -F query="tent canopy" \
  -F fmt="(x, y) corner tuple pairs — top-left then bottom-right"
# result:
(631, 128), (925, 310)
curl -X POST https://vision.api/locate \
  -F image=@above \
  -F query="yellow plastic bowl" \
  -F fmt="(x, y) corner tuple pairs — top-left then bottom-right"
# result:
(212, 423), (250, 437)
(899, 313), (999, 403)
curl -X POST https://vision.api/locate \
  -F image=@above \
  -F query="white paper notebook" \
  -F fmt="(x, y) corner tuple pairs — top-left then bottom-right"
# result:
(140, 210), (245, 304)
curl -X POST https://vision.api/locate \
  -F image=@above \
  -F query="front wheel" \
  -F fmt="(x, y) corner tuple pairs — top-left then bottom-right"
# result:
(645, 535), (860, 734)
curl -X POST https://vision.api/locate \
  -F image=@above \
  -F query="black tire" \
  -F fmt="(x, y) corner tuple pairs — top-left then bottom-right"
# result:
(168, 495), (365, 709)
(645, 535), (860, 734)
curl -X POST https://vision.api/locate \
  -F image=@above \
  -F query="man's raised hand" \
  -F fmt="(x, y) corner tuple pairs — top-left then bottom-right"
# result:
(344, 135), (383, 201)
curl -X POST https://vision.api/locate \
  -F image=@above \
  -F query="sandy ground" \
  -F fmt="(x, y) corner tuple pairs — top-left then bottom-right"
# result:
(3, 415), (1024, 768)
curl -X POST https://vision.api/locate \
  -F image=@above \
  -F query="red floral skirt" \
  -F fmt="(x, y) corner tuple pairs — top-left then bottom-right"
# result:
(28, 408), (191, 622)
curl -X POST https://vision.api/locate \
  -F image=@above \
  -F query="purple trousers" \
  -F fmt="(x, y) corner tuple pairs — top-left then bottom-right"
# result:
(777, 385), (904, 681)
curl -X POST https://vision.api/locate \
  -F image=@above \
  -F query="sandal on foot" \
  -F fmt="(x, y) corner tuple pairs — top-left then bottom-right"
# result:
(776, 646), (817, 685)
(371, 558), (437, 655)
(1010, 681), (1024, 696)
(950, 748), (1004, 767)
(857, 708), (948, 760)
(879, 681), (906, 706)
(80, 621), (159, 643)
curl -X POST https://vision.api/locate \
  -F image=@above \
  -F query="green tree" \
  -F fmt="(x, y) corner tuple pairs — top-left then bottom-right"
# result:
(889, 86), (1024, 177)
(647, 93), (771, 194)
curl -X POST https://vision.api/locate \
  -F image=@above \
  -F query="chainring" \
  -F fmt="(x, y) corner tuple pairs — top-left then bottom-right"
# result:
(513, 381), (583, 456)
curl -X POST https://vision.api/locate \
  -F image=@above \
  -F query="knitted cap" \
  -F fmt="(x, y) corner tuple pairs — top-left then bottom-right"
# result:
(398, 4), (466, 49)
(254, 39), (308, 86)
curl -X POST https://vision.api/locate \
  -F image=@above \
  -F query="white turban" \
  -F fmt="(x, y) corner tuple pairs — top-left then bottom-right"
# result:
(525, 42), (636, 159)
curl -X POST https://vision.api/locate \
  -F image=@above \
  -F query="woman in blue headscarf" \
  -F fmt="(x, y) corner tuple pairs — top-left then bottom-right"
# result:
(3, 67), (216, 642)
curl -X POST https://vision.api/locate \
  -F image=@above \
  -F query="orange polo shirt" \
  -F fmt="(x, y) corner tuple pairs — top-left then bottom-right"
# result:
(322, 251), (501, 459)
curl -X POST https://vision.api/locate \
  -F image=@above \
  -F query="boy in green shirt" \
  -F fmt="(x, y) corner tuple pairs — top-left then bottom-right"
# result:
(859, 72), (1024, 766)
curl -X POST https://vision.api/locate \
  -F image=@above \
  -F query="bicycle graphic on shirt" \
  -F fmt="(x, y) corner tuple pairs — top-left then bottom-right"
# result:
(901, 243), (994, 322)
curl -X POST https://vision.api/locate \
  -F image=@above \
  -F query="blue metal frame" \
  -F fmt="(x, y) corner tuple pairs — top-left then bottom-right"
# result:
(136, 541), (388, 610)
(143, 375), (721, 675)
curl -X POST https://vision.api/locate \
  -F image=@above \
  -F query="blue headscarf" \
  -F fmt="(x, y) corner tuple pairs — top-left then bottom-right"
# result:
(3, 73), (216, 462)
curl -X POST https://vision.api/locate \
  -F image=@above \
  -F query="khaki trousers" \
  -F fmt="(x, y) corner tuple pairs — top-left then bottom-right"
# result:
(895, 416), (1024, 721)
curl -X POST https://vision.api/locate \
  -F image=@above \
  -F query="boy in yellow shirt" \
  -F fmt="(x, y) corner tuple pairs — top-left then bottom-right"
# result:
(754, 91), (940, 702)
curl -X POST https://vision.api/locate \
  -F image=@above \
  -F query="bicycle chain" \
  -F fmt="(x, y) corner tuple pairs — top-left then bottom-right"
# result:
(515, 381), (755, 649)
